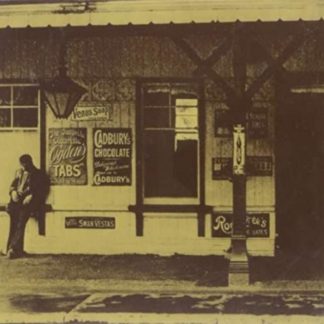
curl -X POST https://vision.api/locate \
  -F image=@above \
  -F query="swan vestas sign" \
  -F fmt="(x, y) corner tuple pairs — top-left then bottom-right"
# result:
(65, 217), (115, 229)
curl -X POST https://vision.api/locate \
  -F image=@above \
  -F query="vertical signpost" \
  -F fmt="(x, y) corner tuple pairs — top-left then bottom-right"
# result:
(229, 26), (249, 287)
(229, 122), (249, 286)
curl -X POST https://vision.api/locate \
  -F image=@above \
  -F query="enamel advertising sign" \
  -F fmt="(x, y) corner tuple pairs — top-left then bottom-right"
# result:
(93, 128), (132, 186)
(48, 128), (87, 185)
(65, 217), (116, 229)
(211, 213), (270, 237)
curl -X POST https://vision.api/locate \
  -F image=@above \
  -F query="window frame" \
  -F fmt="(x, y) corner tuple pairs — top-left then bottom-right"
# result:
(138, 78), (203, 205)
(0, 83), (40, 131)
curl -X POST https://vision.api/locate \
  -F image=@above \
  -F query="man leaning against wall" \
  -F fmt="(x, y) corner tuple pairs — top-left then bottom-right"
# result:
(6, 154), (49, 259)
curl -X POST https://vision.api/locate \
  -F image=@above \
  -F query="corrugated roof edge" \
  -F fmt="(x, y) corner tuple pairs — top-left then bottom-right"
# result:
(0, 0), (323, 27)
(0, 0), (83, 4)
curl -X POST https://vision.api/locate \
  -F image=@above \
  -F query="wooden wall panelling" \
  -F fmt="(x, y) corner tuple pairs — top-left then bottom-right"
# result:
(120, 37), (132, 77)
(90, 37), (105, 79)
(76, 38), (87, 79)
(3, 39), (13, 79)
(31, 39), (44, 81)
(185, 33), (224, 61)
(212, 47), (234, 79)
(205, 98), (233, 207)
(27, 38), (38, 79)
(143, 36), (160, 77)
(160, 37), (194, 77)
(204, 100), (214, 205)
(247, 61), (268, 81)
(129, 36), (145, 77)
(68, 39), (80, 80)
(245, 75), (275, 208)
(110, 37), (122, 78)
(12, 34), (22, 79)
(170, 39), (196, 77)
(102, 37), (113, 78)
(284, 37), (317, 72)
(112, 101), (121, 127)
(159, 37), (172, 77)
(43, 36), (58, 79)
(83, 38), (94, 79)
(38, 40), (48, 80)
(0, 37), (4, 79)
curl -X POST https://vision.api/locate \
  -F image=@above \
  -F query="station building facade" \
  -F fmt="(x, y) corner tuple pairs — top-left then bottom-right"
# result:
(0, 1), (322, 258)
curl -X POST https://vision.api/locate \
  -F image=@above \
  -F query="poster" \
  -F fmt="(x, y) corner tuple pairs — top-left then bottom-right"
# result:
(213, 156), (273, 179)
(215, 109), (268, 138)
(246, 109), (268, 138)
(211, 213), (270, 238)
(214, 109), (232, 137)
(93, 128), (132, 186)
(65, 217), (116, 229)
(212, 157), (232, 179)
(246, 156), (273, 176)
(48, 128), (87, 185)
(70, 103), (112, 122)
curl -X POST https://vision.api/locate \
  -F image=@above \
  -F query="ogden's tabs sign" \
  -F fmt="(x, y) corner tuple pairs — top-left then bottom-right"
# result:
(48, 128), (88, 185)
(93, 128), (132, 186)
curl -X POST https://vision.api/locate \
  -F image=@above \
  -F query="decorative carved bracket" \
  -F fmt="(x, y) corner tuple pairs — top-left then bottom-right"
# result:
(246, 24), (318, 99)
(171, 35), (239, 103)
(172, 22), (317, 109)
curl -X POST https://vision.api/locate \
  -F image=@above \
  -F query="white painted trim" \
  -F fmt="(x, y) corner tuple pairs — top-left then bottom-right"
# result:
(291, 87), (324, 94)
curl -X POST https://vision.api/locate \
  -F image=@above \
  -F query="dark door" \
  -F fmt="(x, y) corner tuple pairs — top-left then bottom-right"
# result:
(276, 93), (324, 252)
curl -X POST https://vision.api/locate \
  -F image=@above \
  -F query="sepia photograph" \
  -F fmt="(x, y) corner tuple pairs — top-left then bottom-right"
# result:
(0, 0), (323, 323)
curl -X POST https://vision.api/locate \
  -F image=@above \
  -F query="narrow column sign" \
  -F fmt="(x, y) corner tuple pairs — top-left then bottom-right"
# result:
(48, 128), (87, 185)
(93, 128), (132, 186)
(233, 124), (246, 175)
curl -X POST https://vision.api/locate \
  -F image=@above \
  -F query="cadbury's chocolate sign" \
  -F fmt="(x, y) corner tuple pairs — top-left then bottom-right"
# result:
(93, 128), (132, 186)
(48, 128), (87, 185)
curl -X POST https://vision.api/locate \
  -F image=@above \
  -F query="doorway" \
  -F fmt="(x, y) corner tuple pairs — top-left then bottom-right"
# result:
(276, 92), (324, 252)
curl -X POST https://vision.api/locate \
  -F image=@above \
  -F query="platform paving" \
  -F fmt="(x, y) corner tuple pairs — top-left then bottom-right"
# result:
(0, 253), (324, 323)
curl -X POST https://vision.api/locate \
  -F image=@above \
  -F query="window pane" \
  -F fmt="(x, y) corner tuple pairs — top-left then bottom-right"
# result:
(175, 106), (198, 129)
(13, 108), (38, 127)
(144, 108), (169, 128)
(171, 90), (198, 106)
(0, 109), (11, 127)
(143, 86), (170, 106)
(176, 98), (198, 107)
(175, 115), (198, 129)
(171, 84), (198, 96)
(144, 130), (197, 197)
(13, 87), (38, 106)
(0, 87), (10, 106)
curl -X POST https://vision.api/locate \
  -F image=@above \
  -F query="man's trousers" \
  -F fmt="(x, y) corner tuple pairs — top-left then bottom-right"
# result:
(6, 202), (30, 255)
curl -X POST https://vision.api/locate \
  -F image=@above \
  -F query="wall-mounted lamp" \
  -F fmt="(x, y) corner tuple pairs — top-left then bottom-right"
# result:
(42, 36), (86, 119)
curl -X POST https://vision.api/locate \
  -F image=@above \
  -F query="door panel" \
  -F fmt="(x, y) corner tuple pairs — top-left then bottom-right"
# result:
(276, 93), (324, 251)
